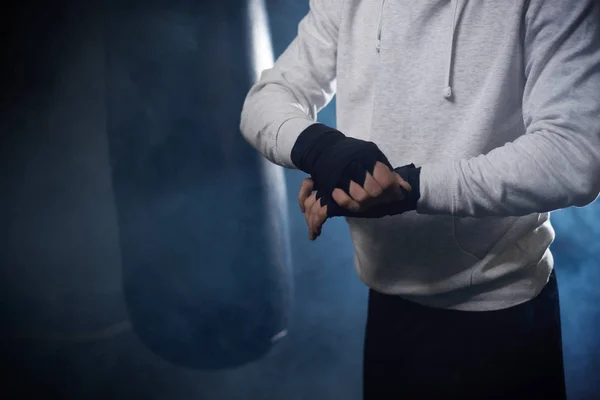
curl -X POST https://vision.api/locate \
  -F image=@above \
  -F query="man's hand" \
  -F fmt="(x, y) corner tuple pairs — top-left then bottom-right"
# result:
(291, 124), (399, 206)
(298, 162), (412, 240)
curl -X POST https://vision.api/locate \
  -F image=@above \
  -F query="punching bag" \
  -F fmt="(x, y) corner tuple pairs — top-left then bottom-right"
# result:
(104, 0), (293, 369)
(0, 3), (134, 396)
(0, 0), (129, 349)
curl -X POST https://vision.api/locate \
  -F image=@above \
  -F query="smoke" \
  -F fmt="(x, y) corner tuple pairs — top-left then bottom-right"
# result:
(549, 204), (600, 398)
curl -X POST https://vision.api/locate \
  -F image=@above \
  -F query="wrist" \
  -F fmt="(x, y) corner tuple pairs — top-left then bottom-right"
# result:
(277, 118), (316, 168)
(290, 123), (345, 173)
(394, 164), (421, 211)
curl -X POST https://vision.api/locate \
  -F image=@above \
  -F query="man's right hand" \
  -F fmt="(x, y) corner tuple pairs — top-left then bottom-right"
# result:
(291, 123), (398, 211)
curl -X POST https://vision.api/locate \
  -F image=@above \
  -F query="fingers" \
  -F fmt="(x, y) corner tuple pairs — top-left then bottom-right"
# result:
(362, 171), (384, 198)
(308, 197), (327, 240)
(333, 170), (385, 210)
(303, 191), (318, 217)
(370, 161), (397, 194)
(348, 180), (370, 204)
(298, 177), (314, 213)
(356, 161), (399, 200)
(299, 178), (328, 240)
(333, 161), (403, 210)
(332, 186), (362, 211)
(302, 192), (327, 240)
(395, 173), (412, 193)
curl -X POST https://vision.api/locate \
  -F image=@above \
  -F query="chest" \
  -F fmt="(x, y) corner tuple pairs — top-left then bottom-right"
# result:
(335, 1), (528, 164)
(337, 1), (526, 104)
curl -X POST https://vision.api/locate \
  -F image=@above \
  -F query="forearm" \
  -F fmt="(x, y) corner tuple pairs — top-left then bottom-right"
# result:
(417, 0), (600, 218)
(417, 129), (600, 218)
(240, 78), (318, 168)
(239, 0), (341, 168)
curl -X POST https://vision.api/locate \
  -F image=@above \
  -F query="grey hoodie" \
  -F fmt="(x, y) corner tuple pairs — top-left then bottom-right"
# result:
(240, 0), (600, 311)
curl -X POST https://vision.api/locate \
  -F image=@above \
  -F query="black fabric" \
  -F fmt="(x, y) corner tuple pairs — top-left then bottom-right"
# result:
(291, 123), (393, 193)
(363, 271), (566, 400)
(394, 163), (421, 212)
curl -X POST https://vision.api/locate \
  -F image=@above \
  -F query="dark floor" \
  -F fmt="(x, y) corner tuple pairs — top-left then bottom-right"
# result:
(0, 0), (599, 399)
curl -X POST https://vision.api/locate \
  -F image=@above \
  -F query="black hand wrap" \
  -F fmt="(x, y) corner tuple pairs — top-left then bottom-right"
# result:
(392, 163), (421, 213)
(291, 123), (422, 218)
(291, 123), (393, 215)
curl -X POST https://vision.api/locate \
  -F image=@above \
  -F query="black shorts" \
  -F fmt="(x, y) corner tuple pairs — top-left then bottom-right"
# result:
(363, 271), (566, 400)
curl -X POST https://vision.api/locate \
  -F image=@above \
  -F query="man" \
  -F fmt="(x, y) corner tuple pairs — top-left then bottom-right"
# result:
(240, 0), (600, 398)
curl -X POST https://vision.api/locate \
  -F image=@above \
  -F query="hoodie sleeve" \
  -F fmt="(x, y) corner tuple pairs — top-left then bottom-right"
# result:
(239, 0), (343, 168)
(417, 0), (600, 218)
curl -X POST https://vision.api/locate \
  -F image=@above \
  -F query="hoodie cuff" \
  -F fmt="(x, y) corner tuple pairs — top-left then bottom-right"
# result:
(275, 117), (318, 168)
(416, 161), (457, 215)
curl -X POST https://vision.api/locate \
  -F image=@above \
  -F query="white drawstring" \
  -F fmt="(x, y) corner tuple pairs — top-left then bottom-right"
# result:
(376, 0), (462, 99)
(376, 0), (386, 52)
(444, 0), (461, 99)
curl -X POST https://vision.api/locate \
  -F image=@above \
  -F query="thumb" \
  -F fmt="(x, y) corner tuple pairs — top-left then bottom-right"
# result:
(298, 177), (314, 213)
(395, 173), (412, 193)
